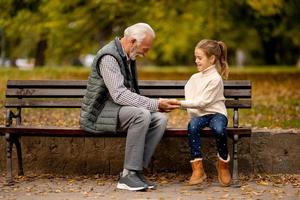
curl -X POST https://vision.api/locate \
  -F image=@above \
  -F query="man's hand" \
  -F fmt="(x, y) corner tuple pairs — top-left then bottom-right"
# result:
(158, 98), (181, 112)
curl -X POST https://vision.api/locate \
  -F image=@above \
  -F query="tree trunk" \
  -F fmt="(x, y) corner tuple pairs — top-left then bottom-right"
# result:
(262, 38), (277, 65)
(35, 38), (47, 67)
(0, 28), (5, 66)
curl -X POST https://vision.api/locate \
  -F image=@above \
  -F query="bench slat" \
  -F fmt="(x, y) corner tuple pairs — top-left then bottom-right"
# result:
(6, 88), (86, 98)
(140, 89), (251, 98)
(5, 99), (82, 108)
(7, 80), (88, 88)
(5, 99), (251, 108)
(0, 126), (251, 138)
(7, 80), (251, 89)
(140, 80), (251, 89)
(224, 89), (251, 98)
(225, 99), (251, 108)
(6, 88), (251, 98)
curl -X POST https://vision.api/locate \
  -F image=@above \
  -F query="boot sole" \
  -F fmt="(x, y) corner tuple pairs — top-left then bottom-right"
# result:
(188, 174), (207, 185)
(218, 176), (231, 187)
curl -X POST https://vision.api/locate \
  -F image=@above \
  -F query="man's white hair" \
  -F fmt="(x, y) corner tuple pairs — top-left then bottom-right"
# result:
(124, 23), (155, 45)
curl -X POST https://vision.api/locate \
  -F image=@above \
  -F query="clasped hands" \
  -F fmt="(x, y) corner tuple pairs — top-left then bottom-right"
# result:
(158, 98), (181, 112)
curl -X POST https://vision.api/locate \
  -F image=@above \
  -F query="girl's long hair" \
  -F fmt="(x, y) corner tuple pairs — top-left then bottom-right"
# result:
(196, 39), (229, 79)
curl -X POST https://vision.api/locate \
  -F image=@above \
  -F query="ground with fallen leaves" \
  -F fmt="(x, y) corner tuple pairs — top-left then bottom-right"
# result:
(0, 173), (299, 200)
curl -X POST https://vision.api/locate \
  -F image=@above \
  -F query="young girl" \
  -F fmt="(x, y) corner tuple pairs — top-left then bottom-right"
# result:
(180, 39), (231, 187)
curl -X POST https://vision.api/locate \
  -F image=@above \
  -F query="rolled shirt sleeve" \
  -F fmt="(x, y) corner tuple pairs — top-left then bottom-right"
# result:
(99, 55), (159, 111)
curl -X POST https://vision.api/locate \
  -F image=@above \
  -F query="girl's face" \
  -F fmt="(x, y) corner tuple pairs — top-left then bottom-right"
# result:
(194, 48), (215, 72)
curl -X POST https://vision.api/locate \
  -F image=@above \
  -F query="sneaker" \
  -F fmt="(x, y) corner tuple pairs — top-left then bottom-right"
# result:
(117, 171), (148, 191)
(137, 171), (157, 190)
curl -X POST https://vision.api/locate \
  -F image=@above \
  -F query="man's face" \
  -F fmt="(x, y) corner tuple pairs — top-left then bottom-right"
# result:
(129, 34), (153, 60)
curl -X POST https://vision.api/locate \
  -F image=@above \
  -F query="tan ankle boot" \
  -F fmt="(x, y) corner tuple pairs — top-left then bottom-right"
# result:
(188, 159), (207, 185)
(216, 154), (231, 187)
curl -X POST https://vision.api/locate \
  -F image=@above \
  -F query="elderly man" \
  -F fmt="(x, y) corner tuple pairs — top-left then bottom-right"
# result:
(80, 23), (179, 191)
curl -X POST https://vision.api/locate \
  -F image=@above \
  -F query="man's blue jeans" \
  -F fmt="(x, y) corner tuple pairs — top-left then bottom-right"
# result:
(187, 113), (228, 160)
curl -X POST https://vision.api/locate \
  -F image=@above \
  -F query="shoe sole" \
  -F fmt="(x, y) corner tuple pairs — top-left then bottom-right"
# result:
(147, 185), (156, 189)
(116, 183), (146, 191)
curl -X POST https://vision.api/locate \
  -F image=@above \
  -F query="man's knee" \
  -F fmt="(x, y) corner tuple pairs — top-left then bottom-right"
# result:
(153, 112), (168, 126)
(134, 108), (152, 124)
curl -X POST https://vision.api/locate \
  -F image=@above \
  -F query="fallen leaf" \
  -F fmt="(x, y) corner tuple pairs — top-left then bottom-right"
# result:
(160, 180), (168, 184)
(257, 180), (269, 186)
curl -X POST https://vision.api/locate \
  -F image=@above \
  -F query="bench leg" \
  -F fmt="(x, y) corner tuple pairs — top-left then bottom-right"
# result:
(5, 133), (14, 185)
(13, 137), (24, 176)
(232, 134), (240, 187)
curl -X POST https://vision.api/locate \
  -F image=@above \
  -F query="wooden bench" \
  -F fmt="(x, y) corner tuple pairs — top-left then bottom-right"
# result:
(0, 80), (251, 186)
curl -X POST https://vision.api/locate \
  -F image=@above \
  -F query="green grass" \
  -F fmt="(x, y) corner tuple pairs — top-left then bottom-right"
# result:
(1, 65), (300, 129)
(0, 66), (90, 79)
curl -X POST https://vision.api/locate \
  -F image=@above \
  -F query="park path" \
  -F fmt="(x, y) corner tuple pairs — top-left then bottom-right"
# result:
(0, 173), (299, 200)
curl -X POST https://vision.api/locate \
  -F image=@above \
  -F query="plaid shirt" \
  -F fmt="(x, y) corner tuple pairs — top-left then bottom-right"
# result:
(99, 55), (159, 111)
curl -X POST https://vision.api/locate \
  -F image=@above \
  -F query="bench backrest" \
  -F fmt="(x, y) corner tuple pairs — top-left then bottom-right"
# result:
(5, 80), (251, 108)
(5, 80), (251, 127)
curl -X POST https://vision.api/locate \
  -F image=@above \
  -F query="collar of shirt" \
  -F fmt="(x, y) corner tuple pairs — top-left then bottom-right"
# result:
(201, 64), (217, 76)
(120, 40), (130, 62)
(119, 39), (133, 79)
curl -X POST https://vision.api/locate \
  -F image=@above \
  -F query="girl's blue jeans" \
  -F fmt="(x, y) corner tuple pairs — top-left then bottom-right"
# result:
(188, 113), (228, 160)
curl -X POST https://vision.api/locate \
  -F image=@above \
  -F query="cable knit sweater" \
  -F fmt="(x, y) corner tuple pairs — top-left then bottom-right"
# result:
(180, 65), (227, 118)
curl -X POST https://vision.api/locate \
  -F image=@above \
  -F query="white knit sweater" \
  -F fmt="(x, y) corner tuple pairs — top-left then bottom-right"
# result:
(180, 65), (227, 118)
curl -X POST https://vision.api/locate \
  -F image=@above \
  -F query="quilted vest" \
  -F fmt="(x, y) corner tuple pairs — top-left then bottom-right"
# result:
(80, 38), (139, 133)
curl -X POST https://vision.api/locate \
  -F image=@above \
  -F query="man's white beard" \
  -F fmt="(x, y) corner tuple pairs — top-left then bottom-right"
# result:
(129, 48), (137, 60)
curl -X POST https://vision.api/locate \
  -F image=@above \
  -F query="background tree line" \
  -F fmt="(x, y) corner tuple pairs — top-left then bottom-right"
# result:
(0, 0), (299, 66)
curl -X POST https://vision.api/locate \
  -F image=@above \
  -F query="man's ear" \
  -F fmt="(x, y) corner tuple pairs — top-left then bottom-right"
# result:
(129, 37), (137, 45)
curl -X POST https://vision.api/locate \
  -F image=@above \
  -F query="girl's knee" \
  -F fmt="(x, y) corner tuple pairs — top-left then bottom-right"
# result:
(211, 114), (228, 136)
(214, 114), (228, 124)
(212, 126), (226, 137)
